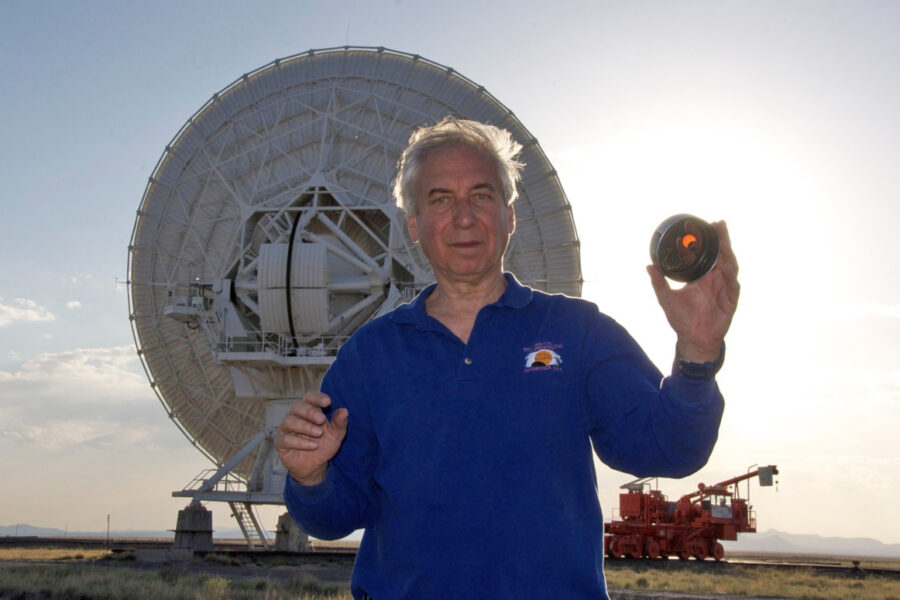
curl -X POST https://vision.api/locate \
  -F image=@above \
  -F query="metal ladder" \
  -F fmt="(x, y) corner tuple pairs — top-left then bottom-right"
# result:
(229, 501), (271, 549)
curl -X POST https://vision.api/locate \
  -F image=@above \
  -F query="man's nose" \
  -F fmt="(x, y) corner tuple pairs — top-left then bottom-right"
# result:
(452, 198), (475, 226)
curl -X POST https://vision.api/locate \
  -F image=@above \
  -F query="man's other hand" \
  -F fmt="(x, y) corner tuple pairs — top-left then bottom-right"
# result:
(275, 391), (349, 486)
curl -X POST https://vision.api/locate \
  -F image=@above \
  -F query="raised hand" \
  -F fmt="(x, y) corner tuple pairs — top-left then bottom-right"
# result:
(275, 391), (349, 486)
(647, 221), (740, 363)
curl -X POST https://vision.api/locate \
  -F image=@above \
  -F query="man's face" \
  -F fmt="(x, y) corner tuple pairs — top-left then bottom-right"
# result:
(406, 143), (516, 283)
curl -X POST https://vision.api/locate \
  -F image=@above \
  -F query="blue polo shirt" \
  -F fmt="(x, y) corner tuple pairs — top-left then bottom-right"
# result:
(285, 273), (723, 599)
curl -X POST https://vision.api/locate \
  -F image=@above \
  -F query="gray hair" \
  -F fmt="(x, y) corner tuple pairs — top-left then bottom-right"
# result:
(393, 117), (525, 214)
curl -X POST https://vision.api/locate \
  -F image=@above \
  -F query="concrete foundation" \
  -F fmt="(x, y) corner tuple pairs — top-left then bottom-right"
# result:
(275, 512), (310, 551)
(173, 503), (213, 552)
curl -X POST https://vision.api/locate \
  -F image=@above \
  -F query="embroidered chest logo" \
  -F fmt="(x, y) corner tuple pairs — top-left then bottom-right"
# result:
(524, 343), (563, 372)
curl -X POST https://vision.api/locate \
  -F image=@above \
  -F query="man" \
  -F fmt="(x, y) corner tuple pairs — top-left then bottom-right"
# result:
(276, 117), (739, 599)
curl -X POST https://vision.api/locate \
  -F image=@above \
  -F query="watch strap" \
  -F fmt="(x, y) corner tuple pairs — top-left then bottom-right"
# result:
(676, 342), (726, 381)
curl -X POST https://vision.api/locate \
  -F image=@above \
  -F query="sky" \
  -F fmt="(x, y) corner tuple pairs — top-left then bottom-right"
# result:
(1, 0), (898, 544)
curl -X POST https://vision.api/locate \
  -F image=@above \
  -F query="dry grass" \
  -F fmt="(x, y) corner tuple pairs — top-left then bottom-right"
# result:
(0, 547), (112, 561)
(0, 563), (352, 600)
(0, 546), (354, 598)
(3, 546), (900, 599)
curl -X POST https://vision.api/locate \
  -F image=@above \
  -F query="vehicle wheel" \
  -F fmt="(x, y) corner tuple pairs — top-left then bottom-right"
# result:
(678, 551), (690, 561)
(607, 538), (621, 559)
(693, 542), (708, 561)
(713, 542), (725, 561)
(645, 539), (661, 559)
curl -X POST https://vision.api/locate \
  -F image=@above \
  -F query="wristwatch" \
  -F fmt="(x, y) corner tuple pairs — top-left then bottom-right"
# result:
(676, 342), (725, 381)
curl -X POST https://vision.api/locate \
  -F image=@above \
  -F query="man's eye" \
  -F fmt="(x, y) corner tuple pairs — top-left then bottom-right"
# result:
(428, 196), (452, 212)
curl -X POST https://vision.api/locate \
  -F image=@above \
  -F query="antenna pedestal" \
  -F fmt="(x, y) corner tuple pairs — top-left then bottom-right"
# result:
(275, 512), (310, 551)
(173, 503), (213, 553)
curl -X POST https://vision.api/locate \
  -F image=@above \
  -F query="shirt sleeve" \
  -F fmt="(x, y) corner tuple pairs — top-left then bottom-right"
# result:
(283, 337), (379, 540)
(582, 307), (724, 479)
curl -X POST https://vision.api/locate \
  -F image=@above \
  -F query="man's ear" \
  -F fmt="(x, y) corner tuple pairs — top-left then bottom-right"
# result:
(407, 213), (419, 243)
(507, 202), (516, 234)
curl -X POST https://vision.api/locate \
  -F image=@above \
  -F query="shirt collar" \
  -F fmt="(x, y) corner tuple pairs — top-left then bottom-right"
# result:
(390, 272), (533, 328)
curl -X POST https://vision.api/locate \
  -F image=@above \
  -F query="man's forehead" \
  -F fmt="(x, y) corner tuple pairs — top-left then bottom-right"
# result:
(426, 180), (498, 195)
(418, 143), (500, 181)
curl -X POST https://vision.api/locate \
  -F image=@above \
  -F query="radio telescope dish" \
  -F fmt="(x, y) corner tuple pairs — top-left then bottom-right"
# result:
(127, 46), (581, 546)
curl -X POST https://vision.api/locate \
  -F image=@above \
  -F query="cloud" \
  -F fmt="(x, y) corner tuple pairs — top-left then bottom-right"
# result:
(0, 345), (179, 451)
(0, 298), (56, 327)
(0, 422), (152, 450)
(66, 300), (82, 309)
(0, 345), (144, 388)
(58, 273), (94, 285)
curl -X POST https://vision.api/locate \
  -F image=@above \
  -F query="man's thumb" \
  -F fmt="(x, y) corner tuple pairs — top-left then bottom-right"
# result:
(646, 264), (671, 300)
(331, 407), (349, 439)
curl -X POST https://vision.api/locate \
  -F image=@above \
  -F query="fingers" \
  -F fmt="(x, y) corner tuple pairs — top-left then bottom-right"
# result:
(282, 393), (328, 431)
(712, 220), (739, 276)
(646, 263), (671, 303)
(276, 393), (343, 451)
(277, 427), (322, 451)
(710, 221), (740, 308)
(300, 391), (332, 423)
(274, 393), (349, 486)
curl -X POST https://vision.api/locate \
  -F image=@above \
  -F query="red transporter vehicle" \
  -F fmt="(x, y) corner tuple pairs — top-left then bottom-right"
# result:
(604, 465), (778, 561)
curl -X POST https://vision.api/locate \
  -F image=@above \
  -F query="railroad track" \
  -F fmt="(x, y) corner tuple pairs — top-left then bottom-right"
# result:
(605, 555), (900, 580)
(727, 558), (900, 579)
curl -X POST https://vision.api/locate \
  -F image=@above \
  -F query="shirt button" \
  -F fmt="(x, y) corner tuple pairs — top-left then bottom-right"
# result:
(464, 357), (472, 365)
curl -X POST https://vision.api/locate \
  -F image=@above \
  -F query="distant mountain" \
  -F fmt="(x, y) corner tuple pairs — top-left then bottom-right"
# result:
(723, 529), (900, 558)
(0, 524), (246, 539)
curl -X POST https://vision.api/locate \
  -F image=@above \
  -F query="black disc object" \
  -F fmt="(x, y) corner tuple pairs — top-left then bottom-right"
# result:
(650, 214), (719, 282)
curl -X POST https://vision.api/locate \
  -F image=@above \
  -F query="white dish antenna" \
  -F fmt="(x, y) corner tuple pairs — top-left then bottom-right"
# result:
(127, 46), (581, 546)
